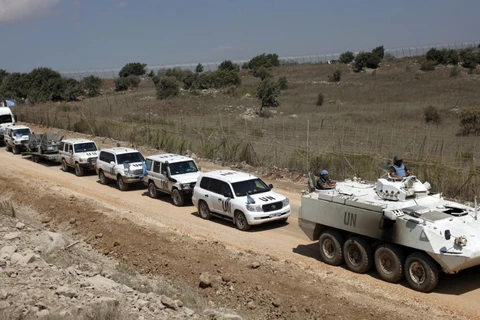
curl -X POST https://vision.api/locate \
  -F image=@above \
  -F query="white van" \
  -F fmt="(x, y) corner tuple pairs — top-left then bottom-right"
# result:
(0, 107), (15, 142)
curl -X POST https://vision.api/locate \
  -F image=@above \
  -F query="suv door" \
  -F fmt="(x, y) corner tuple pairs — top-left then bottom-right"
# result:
(99, 151), (116, 179)
(149, 160), (164, 192)
(160, 163), (171, 192)
(210, 180), (234, 217)
(66, 143), (75, 166)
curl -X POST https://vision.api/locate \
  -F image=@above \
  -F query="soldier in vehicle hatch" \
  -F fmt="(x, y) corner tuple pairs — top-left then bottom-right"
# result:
(316, 169), (336, 190)
(390, 155), (411, 179)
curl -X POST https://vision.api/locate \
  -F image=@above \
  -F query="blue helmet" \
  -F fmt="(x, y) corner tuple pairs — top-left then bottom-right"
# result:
(320, 169), (328, 176)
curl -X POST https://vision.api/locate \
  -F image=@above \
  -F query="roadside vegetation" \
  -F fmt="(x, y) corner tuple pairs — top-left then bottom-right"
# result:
(3, 45), (480, 200)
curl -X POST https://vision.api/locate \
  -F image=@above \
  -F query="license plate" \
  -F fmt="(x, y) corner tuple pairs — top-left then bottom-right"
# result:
(269, 212), (281, 218)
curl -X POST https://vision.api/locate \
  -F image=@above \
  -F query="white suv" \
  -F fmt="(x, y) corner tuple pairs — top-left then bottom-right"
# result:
(142, 153), (201, 206)
(192, 170), (291, 231)
(4, 125), (32, 154)
(59, 139), (99, 176)
(96, 147), (145, 191)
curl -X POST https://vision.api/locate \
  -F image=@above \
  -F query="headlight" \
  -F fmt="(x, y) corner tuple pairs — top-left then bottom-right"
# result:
(246, 204), (263, 212)
(282, 198), (289, 206)
(180, 183), (191, 189)
(79, 158), (86, 163)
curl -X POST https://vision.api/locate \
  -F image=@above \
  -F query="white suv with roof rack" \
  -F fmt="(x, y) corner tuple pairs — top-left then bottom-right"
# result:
(142, 153), (201, 206)
(59, 139), (99, 176)
(191, 170), (291, 231)
(4, 125), (31, 154)
(96, 147), (145, 191)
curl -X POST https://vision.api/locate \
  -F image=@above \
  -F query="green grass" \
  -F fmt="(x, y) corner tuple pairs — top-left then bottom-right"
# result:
(16, 58), (480, 200)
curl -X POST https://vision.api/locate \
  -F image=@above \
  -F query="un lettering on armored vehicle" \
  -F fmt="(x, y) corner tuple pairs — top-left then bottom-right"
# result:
(298, 173), (480, 292)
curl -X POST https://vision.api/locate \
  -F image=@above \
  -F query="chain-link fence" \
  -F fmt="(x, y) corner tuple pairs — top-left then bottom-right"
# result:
(60, 41), (480, 80)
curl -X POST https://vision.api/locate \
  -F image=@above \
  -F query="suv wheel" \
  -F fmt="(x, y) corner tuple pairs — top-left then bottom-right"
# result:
(148, 181), (158, 199)
(198, 201), (212, 220)
(117, 176), (129, 191)
(99, 170), (108, 185)
(5, 144), (11, 152)
(235, 211), (251, 231)
(74, 163), (84, 177)
(171, 189), (184, 206)
(61, 159), (69, 172)
(12, 146), (20, 154)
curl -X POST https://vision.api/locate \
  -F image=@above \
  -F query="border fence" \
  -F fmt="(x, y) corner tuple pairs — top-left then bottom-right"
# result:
(59, 40), (480, 80)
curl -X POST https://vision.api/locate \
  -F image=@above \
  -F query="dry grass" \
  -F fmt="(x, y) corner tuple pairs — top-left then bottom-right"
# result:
(16, 58), (480, 200)
(0, 200), (15, 218)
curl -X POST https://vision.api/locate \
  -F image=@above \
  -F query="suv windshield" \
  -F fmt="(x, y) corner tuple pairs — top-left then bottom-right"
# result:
(168, 160), (198, 175)
(74, 142), (98, 153)
(0, 114), (12, 124)
(13, 128), (31, 136)
(232, 178), (270, 197)
(116, 152), (144, 164)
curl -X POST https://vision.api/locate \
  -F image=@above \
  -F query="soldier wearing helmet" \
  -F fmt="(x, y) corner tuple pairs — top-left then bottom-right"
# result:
(390, 155), (411, 179)
(316, 169), (336, 190)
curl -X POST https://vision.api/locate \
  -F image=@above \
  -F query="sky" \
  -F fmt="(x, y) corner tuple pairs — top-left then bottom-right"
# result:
(0, 0), (479, 73)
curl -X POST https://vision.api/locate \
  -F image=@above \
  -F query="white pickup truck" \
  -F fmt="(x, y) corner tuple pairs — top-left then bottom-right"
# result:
(59, 139), (99, 176)
(4, 125), (31, 154)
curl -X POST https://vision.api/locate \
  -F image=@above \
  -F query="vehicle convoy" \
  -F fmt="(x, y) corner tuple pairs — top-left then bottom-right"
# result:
(143, 153), (201, 206)
(21, 132), (62, 163)
(0, 107), (15, 142)
(4, 125), (32, 154)
(59, 139), (99, 176)
(299, 172), (480, 292)
(192, 170), (291, 231)
(96, 147), (145, 191)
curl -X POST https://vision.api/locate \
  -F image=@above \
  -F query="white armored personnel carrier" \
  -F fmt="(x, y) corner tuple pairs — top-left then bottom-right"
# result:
(299, 172), (480, 292)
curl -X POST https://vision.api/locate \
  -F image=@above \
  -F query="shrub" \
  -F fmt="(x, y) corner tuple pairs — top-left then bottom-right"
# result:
(460, 49), (478, 70)
(218, 60), (239, 72)
(424, 106), (441, 124)
(253, 66), (272, 80)
(156, 76), (179, 99)
(195, 63), (204, 73)
(0, 69), (9, 84)
(426, 48), (443, 65)
(445, 50), (460, 65)
(420, 60), (436, 71)
(241, 62), (249, 69)
(372, 46), (385, 59)
(459, 106), (480, 136)
(210, 70), (241, 88)
(0, 72), (30, 99)
(151, 75), (160, 86)
(62, 78), (81, 101)
(165, 67), (186, 81)
(248, 53), (280, 70)
(339, 51), (355, 64)
(147, 70), (155, 78)
(328, 70), (341, 82)
(126, 75), (141, 88)
(256, 78), (280, 111)
(354, 52), (381, 71)
(278, 76), (288, 90)
(119, 62), (147, 77)
(316, 93), (324, 106)
(114, 77), (130, 91)
(426, 48), (459, 65)
(80, 75), (102, 97)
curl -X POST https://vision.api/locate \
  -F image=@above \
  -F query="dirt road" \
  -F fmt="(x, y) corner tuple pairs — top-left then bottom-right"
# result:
(0, 129), (479, 319)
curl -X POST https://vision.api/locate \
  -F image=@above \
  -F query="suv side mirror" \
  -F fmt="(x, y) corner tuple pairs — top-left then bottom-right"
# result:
(445, 230), (451, 240)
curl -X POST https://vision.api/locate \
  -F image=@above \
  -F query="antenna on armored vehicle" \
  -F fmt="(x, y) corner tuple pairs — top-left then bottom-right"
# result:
(475, 196), (478, 221)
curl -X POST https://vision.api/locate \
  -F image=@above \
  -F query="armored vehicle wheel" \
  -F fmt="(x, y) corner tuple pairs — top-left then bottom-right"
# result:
(32, 155), (40, 163)
(61, 159), (69, 172)
(12, 146), (20, 154)
(99, 170), (108, 185)
(404, 252), (438, 292)
(318, 229), (344, 266)
(235, 211), (251, 231)
(343, 236), (373, 273)
(148, 181), (158, 199)
(74, 163), (84, 177)
(117, 176), (129, 191)
(374, 243), (405, 283)
(198, 201), (211, 220)
(5, 144), (11, 152)
(172, 189), (184, 206)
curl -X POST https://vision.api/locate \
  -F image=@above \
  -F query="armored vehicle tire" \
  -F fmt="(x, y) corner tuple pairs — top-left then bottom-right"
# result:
(99, 170), (108, 185)
(198, 201), (212, 220)
(343, 236), (373, 273)
(404, 252), (438, 292)
(374, 243), (405, 283)
(235, 211), (251, 231)
(75, 163), (84, 177)
(318, 229), (345, 266)
(172, 189), (184, 206)
(32, 155), (40, 163)
(61, 159), (69, 172)
(117, 176), (129, 191)
(148, 181), (158, 199)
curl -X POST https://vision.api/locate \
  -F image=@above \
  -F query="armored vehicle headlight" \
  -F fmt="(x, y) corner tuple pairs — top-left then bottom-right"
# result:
(246, 204), (263, 212)
(282, 198), (289, 206)
(455, 236), (468, 247)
